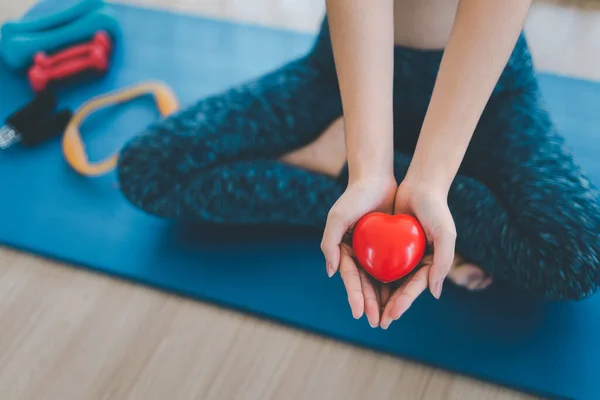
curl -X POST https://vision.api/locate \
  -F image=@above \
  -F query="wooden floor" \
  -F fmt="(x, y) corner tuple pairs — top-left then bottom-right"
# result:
(1, 1), (598, 399)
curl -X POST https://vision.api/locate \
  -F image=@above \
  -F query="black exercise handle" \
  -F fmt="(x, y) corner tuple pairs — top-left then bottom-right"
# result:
(21, 109), (73, 147)
(5, 89), (57, 134)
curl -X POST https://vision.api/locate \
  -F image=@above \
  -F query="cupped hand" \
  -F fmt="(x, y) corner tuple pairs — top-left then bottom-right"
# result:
(321, 175), (397, 327)
(379, 179), (457, 329)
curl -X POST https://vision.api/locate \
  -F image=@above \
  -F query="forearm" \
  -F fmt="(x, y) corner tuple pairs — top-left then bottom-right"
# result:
(406, 0), (532, 192)
(325, 0), (395, 182)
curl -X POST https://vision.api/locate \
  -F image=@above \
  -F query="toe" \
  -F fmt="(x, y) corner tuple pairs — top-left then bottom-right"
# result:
(448, 264), (484, 286)
(473, 276), (493, 291)
(448, 263), (491, 291)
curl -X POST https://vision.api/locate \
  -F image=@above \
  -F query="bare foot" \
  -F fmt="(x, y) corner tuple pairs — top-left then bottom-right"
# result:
(279, 117), (347, 177)
(447, 254), (493, 291)
(420, 254), (492, 291)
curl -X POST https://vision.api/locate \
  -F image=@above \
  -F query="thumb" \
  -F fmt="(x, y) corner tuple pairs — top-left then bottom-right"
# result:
(428, 223), (456, 299)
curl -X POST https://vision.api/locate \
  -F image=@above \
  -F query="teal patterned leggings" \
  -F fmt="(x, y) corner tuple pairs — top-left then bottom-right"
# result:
(117, 19), (600, 301)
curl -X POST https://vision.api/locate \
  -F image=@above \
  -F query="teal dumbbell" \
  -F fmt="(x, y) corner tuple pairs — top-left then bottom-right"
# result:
(0, 0), (121, 71)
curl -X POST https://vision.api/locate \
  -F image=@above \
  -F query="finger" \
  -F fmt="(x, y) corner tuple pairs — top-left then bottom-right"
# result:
(321, 208), (350, 277)
(380, 264), (430, 329)
(429, 225), (456, 299)
(339, 245), (364, 319)
(359, 269), (380, 328)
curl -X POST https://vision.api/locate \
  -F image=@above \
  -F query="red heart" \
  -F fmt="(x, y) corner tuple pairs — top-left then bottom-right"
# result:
(352, 212), (426, 283)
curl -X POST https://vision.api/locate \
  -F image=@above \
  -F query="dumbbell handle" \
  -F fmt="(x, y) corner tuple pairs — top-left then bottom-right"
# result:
(37, 42), (93, 68)
(50, 53), (107, 78)
(35, 31), (111, 69)
(29, 48), (109, 92)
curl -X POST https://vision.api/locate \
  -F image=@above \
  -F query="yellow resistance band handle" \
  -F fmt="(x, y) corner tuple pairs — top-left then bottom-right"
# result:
(63, 81), (179, 177)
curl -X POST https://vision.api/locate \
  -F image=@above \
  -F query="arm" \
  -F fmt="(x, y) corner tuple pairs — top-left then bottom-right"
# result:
(325, 0), (395, 182)
(321, 0), (397, 327)
(387, 0), (533, 309)
(405, 0), (533, 193)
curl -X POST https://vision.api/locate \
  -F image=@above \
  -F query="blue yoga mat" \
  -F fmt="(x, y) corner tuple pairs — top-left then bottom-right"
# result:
(1, 2), (599, 399)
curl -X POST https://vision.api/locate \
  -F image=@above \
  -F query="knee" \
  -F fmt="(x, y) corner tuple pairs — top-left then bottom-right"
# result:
(534, 235), (600, 301)
(518, 177), (600, 300)
(116, 135), (157, 212)
(547, 195), (600, 300)
(117, 131), (186, 218)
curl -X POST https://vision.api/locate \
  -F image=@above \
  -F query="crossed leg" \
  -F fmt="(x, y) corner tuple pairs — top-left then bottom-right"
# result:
(118, 54), (345, 226)
(118, 57), (600, 301)
(267, 84), (600, 300)
(444, 88), (600, 300)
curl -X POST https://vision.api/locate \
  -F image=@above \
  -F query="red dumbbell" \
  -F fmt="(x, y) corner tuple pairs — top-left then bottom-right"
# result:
(28, 31), (112, 92)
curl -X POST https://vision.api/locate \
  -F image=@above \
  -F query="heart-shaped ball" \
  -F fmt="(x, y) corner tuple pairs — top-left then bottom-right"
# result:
(352, 212), (426, 283)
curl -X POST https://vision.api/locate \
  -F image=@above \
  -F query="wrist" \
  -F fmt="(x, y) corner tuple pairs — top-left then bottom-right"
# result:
(344, 114), (395, 185)
(348, 168), (396, 189)
(406, 130), (470, 194)
(345, 129), (395, 184)
(403, 160), (454, 196)
(348, 164), (395, 185)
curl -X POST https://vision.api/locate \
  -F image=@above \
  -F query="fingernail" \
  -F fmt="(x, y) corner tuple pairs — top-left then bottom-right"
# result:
(433, 280), (444, 299)
(393, 305), (408, 321)
(380, 317), (391, 330)
(369, 320), (378, 328)
(326, 261), (334, 278)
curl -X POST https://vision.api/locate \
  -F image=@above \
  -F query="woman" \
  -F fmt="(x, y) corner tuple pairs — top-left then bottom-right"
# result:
(117, 0), (600, 330)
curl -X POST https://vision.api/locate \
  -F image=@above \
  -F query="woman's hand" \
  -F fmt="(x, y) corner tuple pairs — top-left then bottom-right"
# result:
(379, 179), (457, 329)
(321, 175), (397, 327)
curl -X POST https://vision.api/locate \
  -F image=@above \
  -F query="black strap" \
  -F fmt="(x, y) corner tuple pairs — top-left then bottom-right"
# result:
(5, 89), (56, 134)
(21, 109), (73, 147)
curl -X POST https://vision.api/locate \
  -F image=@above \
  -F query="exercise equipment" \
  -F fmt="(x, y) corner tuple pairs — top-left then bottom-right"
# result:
(0, 89), (71, 149)
(28, 31), (112, 92)
(62, 81), (179, 176)
(0, 2), (599, 399)
(0, 0), (120, 70)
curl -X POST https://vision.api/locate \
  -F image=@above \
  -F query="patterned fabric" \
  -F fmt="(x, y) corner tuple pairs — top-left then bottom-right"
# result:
(117, 18), (600, 300)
